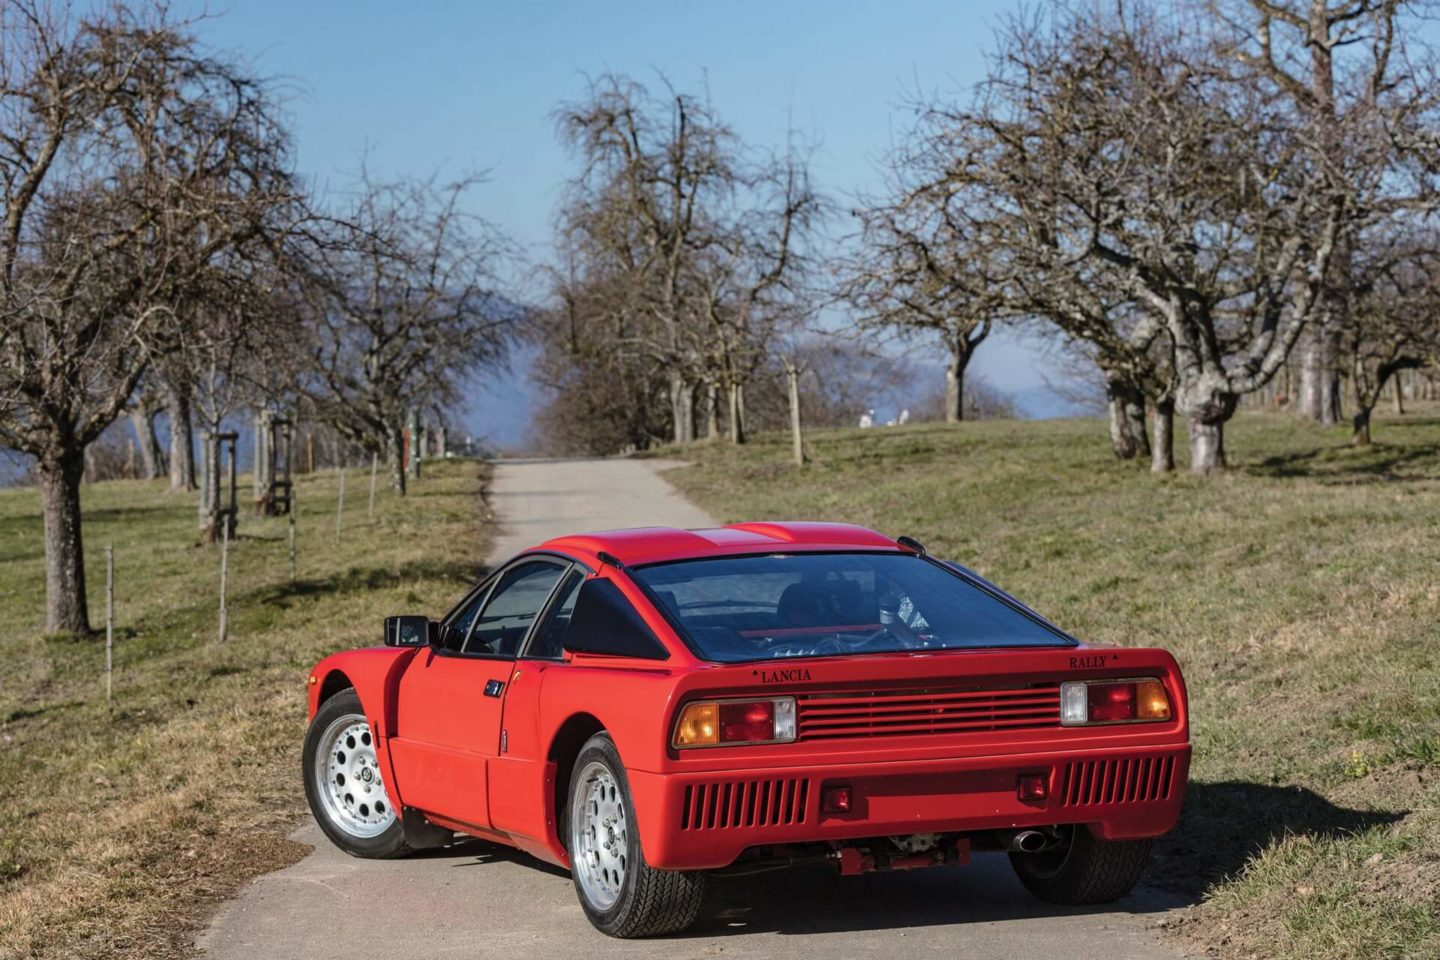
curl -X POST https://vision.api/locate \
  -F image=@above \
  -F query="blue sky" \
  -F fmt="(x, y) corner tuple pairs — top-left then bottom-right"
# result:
(183, 0), (1072, 442)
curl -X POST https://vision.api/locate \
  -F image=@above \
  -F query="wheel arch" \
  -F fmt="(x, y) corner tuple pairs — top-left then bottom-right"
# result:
(548, 711), (608, 850)
(318, 669), (354, 706)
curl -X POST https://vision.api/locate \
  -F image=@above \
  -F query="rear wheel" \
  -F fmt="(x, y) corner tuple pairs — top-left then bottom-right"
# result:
(303, 689), (410, 859)
(1009, 826), (1151, 904)
(567, 733), (705, 937)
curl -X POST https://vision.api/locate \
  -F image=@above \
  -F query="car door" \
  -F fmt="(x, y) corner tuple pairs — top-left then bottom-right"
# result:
(487, 565), (585, 840)
(388, 557), (569, 831)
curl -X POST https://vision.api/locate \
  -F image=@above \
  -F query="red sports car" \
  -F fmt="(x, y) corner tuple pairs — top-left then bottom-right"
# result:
(303, 522), (1189, 937)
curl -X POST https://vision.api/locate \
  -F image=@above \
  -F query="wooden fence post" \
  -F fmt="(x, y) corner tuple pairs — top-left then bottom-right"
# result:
(785, 357), (806, 467)
(368, 451), (378, 521)
(105, 544), (114, 706)
(218, 522), (230, 643)
(335, 464), (345, 538)
(288, 492), (298, 584)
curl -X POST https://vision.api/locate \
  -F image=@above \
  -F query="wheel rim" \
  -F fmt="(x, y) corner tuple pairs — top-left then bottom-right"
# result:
(313, 714), (396, 839)
(571, 760), (628, 911)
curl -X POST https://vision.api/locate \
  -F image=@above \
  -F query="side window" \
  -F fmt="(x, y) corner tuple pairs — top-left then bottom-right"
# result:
(525, 569), (584, 660)
(464, 559), (567, 657)
(440, 582), (492, 651)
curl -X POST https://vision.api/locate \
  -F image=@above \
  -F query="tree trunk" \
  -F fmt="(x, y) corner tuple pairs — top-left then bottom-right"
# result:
(1351, 407), (1372, 446)
(1321, 363), (1342, 425)
(1104, 376), (1149, 460)
(1393, 369), (1406, 415)
(1296, 331), (1325, 421)
(199, 430), (222, 542)
(705, 381), (720, 441)
(406, 409), (422, 480)
(130, 403), (163, 480)
(785, 359), (805, 466)
(1187, 417), (1226, 475)
(388, 424), (407, 496)
(668, 370), (693, 444)
(252, 409), (269, 503)
(167, 385), (196, 491)
(728, 380), (747, 445)
(1151, 400), (1175, 474)
(944, 352), (965, 423)
(40, 444), (90, 635)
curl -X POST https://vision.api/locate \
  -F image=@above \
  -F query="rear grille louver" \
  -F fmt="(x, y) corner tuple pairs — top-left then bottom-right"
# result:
(680, 778), (810, 830)
(795, 684), (1060, 741)
(1060, 754), (1176, 806)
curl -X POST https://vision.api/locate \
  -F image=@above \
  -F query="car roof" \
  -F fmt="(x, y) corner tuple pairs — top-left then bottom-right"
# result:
(536, 521), (906, 567)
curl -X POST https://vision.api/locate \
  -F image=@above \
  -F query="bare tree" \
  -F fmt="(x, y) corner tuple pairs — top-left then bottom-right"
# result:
(912, 5), (1352, 474)
(542, 74), (818, 452)
(298, 172), (515, 494)
(1341, 233), (1440, 444)
(1216, 0), (1440, 425)
(0, 1), (294, 632)
(844, 162), (1007, 424)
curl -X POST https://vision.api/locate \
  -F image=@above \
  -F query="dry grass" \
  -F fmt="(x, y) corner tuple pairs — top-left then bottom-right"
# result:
(659, 407), (1440, 960)
(0, 459), (493, 960)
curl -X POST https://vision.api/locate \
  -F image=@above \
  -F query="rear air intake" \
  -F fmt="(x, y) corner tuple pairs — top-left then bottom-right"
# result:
(1059, 754), (1176, 807)
(680, 778), (810, 830)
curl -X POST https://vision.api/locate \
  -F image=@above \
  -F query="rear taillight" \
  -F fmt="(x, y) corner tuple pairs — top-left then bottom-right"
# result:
(1060, 678), (1171, 726)
(673, 697), (797, 748)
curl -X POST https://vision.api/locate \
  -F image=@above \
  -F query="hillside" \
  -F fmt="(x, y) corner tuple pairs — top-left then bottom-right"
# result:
(0, 461), (493, 959)
(662, 410), (1440, 960)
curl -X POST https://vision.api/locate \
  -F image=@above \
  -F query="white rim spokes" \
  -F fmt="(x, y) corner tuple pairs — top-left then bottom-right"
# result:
(316, 715), (397, 839)
(572, 761), (628, 910)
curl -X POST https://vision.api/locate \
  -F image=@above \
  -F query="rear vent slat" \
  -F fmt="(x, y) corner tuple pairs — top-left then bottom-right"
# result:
(796, 684), (1060, 741)
(679, 778), (809, 831)
(1059, 754), (1179, 808)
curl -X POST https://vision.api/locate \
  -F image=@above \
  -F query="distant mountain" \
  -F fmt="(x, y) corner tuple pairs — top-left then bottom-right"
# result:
(456, 342), (541, 451)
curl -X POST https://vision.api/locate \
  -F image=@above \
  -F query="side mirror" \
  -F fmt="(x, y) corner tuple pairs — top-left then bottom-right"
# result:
(384, 615), (434, 648)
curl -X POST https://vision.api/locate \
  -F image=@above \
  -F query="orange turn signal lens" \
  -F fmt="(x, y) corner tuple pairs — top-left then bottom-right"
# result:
(674, 702), (719, 747)
(672, 698), (797, 748)
(1060, 678), (1173, 725)
(1136, 680), (1171, 721)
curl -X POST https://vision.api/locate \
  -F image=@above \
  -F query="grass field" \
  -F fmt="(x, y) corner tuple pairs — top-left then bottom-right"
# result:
(0, 460), (493, 960)
(661, 409), (1440, 960)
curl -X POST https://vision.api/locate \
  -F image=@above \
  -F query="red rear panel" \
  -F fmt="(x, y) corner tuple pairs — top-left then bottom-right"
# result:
(624, 645), (1190, 869)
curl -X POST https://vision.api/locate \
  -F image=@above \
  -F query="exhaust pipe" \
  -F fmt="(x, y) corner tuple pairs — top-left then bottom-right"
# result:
(1000, 829), (1050, 853)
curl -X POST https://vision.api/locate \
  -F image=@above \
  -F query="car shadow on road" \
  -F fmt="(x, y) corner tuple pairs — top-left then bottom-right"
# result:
(690, 781), (1400, 937)
(393, 780), (1401, 939)
(413, 837), (572, 880)
(695, 856), (1180, 937)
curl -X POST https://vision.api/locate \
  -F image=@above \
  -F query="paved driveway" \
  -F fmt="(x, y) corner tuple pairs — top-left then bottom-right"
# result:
(198, 458), (1191, 960)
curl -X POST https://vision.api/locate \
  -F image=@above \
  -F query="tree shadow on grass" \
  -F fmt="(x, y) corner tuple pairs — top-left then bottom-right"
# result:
(1244, 440), (1440, 484)
(239, 557), (486, 606)
(1150, 780), (1405, 900)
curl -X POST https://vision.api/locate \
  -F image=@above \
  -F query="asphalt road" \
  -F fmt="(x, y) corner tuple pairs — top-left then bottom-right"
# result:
(199, 457), (1193, 960)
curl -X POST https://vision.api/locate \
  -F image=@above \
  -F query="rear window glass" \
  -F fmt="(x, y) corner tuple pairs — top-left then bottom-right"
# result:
(633, 552), (1070, 663)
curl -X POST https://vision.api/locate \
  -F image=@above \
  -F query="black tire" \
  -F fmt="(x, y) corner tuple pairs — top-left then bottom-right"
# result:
(303, 689), (411, 859)
(566, 732), (705, 937)
(1009, 826), (1151, 904)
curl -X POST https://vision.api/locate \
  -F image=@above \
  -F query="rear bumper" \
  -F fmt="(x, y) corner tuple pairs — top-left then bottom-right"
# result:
(630, 742), (1190, 870)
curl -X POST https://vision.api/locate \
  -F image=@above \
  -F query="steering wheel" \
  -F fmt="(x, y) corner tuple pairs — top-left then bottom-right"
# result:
(863, 625), (926, 650)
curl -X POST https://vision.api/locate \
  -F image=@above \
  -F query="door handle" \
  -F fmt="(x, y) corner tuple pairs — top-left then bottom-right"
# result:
(483, 679), (504, 698)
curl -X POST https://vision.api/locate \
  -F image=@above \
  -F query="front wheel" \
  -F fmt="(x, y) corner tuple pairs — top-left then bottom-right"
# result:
(302, 689), (410, 858)
(567, 733), (705, 937)
(1009, 826), (1151, 904)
